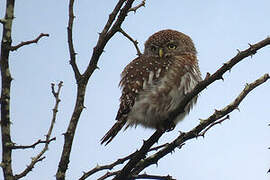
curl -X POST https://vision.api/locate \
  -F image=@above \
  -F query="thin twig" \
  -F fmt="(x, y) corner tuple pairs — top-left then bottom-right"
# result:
(14, 81), (63, 179)
(128, 0), (146, 13)
(132, 173), (176, 180)
(149, 143), (169, 152)
(67, 0), (81, 80)
(199, 115), (230, 137)
(11, 138), (56, 150)
(119, 28), (142, 56)
(79, 150), (137, 180)
(97, 170), (120, 180)
(131, 73), (270, 175)
(9, 33), (49, 51)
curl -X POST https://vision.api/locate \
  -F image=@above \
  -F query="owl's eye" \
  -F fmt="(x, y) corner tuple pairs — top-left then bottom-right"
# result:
(167, 44), (177, 50)
(150, 46), (157, 52)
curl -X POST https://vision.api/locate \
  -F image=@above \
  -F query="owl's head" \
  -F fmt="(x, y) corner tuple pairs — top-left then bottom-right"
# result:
(144, 29), (196, 58)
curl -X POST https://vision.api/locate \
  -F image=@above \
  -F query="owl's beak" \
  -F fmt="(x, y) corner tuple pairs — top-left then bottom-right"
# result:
(159, 48), (164, 58)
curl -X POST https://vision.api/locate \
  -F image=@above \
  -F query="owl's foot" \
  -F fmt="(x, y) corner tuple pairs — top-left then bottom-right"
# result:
(157, 121), (176, 132)
(166, 122), (176, 132)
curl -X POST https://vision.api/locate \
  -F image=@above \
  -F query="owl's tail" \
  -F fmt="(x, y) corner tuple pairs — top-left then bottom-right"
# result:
(100, 118), (126, 145)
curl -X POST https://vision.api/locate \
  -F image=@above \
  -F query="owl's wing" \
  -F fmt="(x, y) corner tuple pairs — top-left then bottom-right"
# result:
(100, 57), (144, 145)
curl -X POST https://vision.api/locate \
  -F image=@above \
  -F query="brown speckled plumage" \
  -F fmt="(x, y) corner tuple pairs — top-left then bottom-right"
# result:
(101, 29), (202, 145)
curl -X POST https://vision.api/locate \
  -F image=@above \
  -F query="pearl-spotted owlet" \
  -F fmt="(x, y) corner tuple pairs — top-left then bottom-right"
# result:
(101, 29), (202, 145)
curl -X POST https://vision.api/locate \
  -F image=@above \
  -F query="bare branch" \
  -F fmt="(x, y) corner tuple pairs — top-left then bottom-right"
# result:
(1, 0), (16, 178)
(119, 28), (142, 56)
(131, 73), (270, 175)
(97, 171), (120, 180)
(199, 115), (230, 137)
(67, 0), (81, 80)
(14, 81), (63, 179)
(11, 138), (56, 150)
(128, 0), (146, 13)
(79, 150), (137, 180)
(113, 37), (270, 179)
(57, 1), (138, 179)
(9, 33), (49, 51)
(83, 0), (136, 80)
(132, 173), (176, 180)
(149, 143), (169, 152)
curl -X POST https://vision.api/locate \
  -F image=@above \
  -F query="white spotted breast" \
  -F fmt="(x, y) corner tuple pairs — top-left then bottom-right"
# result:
(116, 54), (201, 129)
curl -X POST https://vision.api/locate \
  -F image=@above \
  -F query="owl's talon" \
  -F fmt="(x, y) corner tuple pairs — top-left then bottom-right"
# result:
(166, 122), (176, 132)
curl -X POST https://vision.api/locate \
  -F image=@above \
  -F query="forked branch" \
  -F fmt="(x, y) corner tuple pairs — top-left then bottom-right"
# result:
(14, 81), (63, 179)
(57, 1), (138, 179)
(119, 28), (142, 56)
(11, 138), (56, 150)
(128, 0), (146, 13)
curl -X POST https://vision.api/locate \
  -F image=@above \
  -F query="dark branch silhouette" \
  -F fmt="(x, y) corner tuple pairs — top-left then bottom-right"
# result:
(11, 137), (56, 150)
(9, 33), (49, 51)
(14, 81), (63, 179)
(56, 1), (137, 179)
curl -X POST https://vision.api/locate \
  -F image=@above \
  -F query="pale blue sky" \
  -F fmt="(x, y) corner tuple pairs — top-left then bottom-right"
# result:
(1, 1), (270, 180)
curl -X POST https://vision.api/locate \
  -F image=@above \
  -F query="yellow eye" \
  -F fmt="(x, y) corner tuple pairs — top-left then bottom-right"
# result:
(167, 44), (177, 50)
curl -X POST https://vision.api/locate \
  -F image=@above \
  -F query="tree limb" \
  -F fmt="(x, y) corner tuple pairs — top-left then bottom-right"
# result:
(79, 151), (137, 180)
(198, 115), (230, 137)
(14, 81), (63, 179)
(0, 0), (16, 179)
(56, 1), (137, 179)
(119, 28), (142, 56)
(128, 0), (146, 13)
(9, 33), (49, 51)
(132, 173), (176, 180)
(67, 0), (81, 80)
(83, 0), (136, 80)
(11, 138), (56, 150)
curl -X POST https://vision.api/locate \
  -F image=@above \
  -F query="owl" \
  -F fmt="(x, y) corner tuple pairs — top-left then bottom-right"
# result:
(101, 29), (202, 145)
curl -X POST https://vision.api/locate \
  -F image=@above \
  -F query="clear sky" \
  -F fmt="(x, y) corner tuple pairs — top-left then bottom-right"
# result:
(1, 0), (270, 180)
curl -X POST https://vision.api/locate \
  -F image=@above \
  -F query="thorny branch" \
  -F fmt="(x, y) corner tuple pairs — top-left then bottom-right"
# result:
(97, 171), (120, 180)
(131, 73), (270, 176)
(14, 81), (63, 179)
(128, 0), (146, 13)
(67, 0), (81, 80)
(199, 115), (230, 137)
(11, 137), (56, 150)
(119, 28), (142, 56)
(79, 150), (137, 180)
(57, 1), (137, 179)
(1, 0), (17, 179)
(9, 33), (49, 51)
(112, 37), (270, 179)
(132, 174), (176, 180)
(149, 143), (169, 152)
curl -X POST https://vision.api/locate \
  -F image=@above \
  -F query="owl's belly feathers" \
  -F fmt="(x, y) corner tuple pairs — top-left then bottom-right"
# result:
(126, 68), (199, 129)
